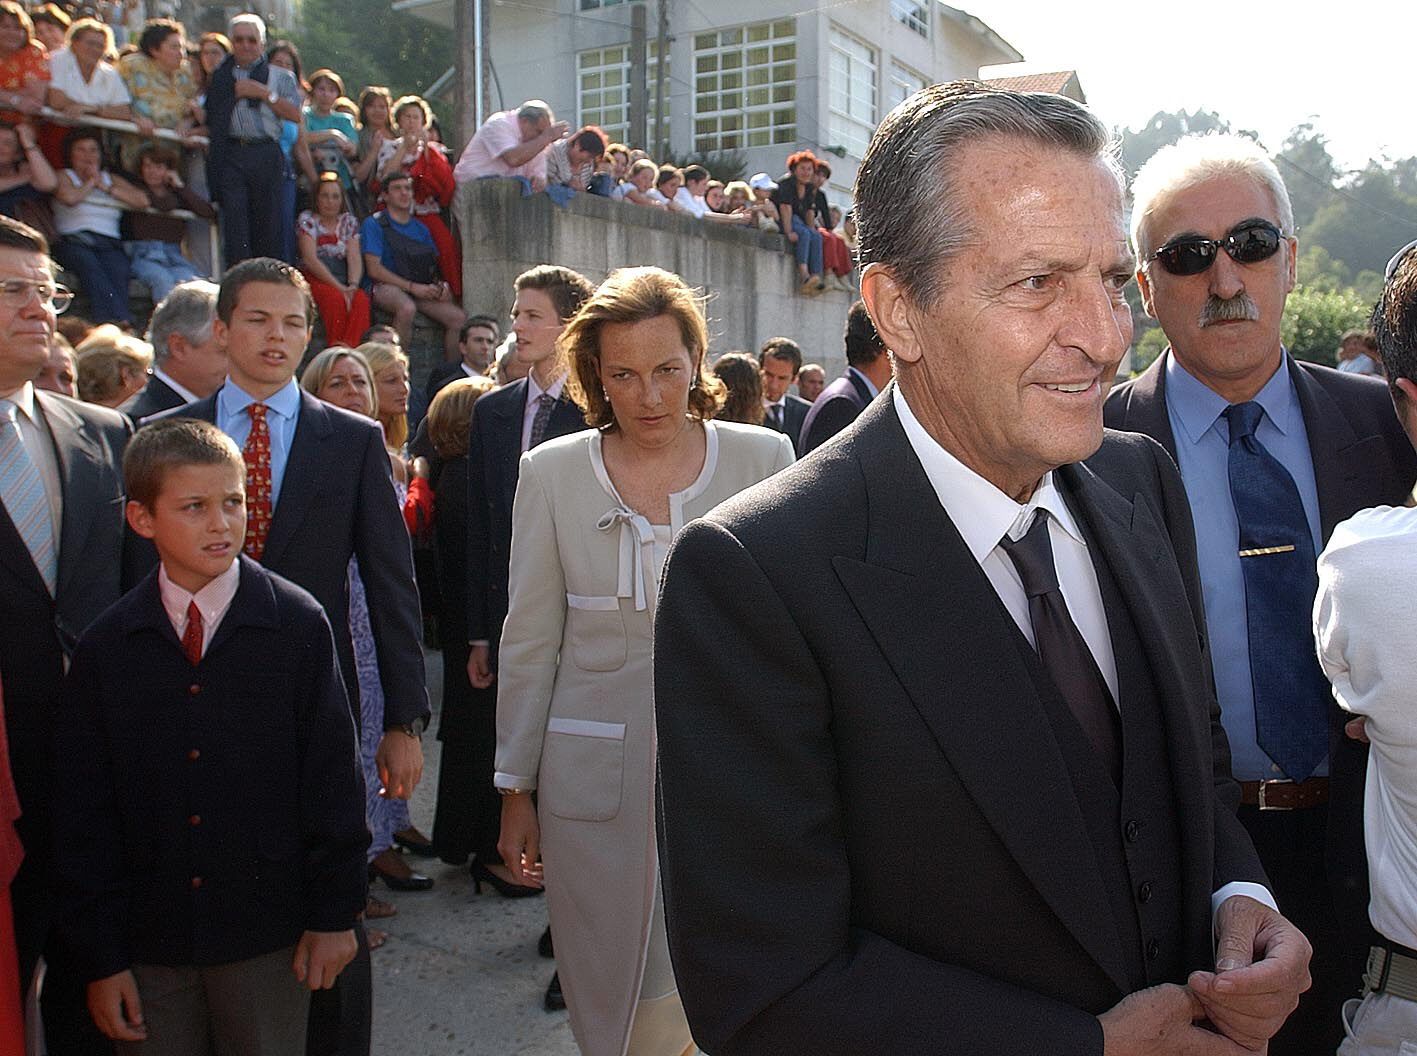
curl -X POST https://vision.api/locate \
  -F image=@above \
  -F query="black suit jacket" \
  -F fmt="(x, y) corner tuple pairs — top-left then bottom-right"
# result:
(141, 388), (429, 728)
(465, 378), (586, 652)
(1104, 352), (1417, 936)
(0, 390), (130, 974)
(655, 392), (1264, 1055)
(798, 368), (873, 454)
(53, 556), (368, 981)
(766, 393), (812, 453)
(425, 361), (477, 405)
(127, 373), (187, 422)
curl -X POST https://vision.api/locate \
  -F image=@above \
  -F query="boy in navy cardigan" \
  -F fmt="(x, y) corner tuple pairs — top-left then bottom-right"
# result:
(53, 418), (368, 1053)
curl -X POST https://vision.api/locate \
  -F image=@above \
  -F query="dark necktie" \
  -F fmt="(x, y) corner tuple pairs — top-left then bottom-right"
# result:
(1224, 401), (1330, 782)
(181, 601), (204, 666)
(529, 393), (556, 450)
(1001, 512), (1122, 785)
(767, 403), (783, 431)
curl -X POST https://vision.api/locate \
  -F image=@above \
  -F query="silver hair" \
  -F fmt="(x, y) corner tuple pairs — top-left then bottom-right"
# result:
(853, 80), (1121, 309)
(516, 99), (552, 124)
(146, 280), (219, 363)
(228, 12), (266, 44)
(1130, 133), (1294, 260)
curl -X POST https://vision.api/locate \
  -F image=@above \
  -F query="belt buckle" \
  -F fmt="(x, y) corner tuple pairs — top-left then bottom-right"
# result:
(1257, 779), (1294, 811)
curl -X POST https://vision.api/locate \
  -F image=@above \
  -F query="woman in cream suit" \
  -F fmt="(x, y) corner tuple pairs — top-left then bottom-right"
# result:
(495, 267), (794, 1056)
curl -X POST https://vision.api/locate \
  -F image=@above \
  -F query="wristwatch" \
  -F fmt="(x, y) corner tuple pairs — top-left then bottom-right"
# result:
(388, 718), (426, 741)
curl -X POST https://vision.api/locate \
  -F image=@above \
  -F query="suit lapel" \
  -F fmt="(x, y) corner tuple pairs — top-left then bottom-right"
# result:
(1288, 360), (1371, 542)
(831, 398), (1132, 994)
(37, 391), (107, 600)
(1113, 355), (1179, 462)
(262, 391), (334, 567)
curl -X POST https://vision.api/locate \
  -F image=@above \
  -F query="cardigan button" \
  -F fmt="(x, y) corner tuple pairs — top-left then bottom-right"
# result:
(190, 876), (203, 889)
(188, 684), (201, 696)
(188, 814), (201, 827)
(187, 749), (200, 761)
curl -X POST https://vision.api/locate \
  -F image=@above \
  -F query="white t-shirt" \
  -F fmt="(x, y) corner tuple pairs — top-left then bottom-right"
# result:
(52, 169), (124, 238)
(1315, 504), (1417, 950)
(673, 186), (710, 218)
(49, 49), (132, 109)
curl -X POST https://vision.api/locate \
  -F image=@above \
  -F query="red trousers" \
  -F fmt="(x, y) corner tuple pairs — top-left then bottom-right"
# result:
(307, 278), (372, 348)
(820, 229), (852, 276)
(0, 887), (20, 1056)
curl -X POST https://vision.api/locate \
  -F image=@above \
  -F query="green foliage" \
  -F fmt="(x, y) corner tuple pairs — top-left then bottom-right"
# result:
(1275, 124), (1340, 233)
(1116, 108), (1255, 177)
(1280, 285), (1373, 366)
(1130, 326), (1169, 375)
(284, 0), (456, 125)
(1304, 165), (1417, 278)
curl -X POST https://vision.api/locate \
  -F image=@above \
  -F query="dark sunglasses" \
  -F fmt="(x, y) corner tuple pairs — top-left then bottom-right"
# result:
(1150, 220), (1285, 277)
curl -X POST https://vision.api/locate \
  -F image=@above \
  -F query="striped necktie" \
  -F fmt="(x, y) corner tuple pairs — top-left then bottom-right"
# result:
(0, 399), (57, 595)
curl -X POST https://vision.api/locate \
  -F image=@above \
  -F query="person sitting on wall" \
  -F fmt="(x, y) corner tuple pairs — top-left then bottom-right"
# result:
(452, 99), (567, 193)
(544, 125), (606, 193)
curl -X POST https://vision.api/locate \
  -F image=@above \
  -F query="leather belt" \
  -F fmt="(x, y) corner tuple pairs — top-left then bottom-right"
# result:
(1364, 943), (1417, 1003)
(229, 136), (273, 147)
(1238, 777), (1330, 810)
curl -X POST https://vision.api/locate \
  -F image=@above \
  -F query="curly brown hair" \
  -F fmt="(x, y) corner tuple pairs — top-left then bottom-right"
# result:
(562, 267), (725, 431)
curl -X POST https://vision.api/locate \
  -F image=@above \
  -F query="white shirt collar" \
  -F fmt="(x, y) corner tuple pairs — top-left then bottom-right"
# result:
(893, 386), (1086, 563)
(0, 381), (36, 421)
(158, 558), (242, 648)
(527, 371), (566, 404)
(763, 395), (785, 410)
(153, 366), (199, 405)
(849, 365), (879, 399)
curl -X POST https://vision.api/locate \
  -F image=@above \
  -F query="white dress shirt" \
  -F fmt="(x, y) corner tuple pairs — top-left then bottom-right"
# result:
(152, 366), (199, 405)
(158, 559), (240, 659)
(894, 386), (1276, 921)
(521, 372), (566, 454)
(1315, 505), (1417, 950)
(1, 382), (62, 544)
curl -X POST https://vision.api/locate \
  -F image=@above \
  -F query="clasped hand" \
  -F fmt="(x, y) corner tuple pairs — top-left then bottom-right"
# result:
(1100, 895), (1310, 1055)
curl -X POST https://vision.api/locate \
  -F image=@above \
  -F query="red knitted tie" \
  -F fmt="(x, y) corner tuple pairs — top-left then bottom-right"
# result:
(181, 600), (203, 666)
(243, 403), (272, 560)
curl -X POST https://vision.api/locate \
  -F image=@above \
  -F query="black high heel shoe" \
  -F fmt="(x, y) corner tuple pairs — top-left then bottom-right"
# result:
(470, 860), (542, 899)
(368, 853), (434, 892)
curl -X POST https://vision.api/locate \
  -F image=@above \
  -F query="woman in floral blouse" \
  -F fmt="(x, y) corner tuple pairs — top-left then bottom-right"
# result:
(0, 2), (47, 126)
(118, 18), (198, 171)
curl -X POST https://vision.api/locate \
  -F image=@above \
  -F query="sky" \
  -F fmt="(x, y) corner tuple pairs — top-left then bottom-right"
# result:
(974, 1), (1413, 171)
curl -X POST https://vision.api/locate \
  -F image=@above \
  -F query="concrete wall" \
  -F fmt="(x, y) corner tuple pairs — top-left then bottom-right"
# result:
(455, 178), (855, 379)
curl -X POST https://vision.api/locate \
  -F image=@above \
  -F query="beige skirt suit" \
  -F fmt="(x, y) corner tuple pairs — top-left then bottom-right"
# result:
(494, 420), (795, 1056)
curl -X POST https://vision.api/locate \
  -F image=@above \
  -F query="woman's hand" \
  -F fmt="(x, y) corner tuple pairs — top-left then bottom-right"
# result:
(786, 229), (799, 244)
(498, 792), (544, 888)
(341, 284), (355, 309)
(134, 115), (156, 136)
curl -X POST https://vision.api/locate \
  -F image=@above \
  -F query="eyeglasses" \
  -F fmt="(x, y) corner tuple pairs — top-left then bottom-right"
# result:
(1149, 220), (1286, 277)
(0, 279), (72, 313)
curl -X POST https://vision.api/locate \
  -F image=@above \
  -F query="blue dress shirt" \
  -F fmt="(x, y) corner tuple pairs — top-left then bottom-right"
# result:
(216, 378), (302, 507)
(1163, 351), (1326, 781)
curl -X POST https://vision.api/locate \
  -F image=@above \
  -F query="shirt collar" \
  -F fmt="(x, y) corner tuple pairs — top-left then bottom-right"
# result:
(1164, 348), (1299, 445)
(0, 381), (36, 422)
(848, 365), (879, 399)
(153, 366), (199, 405)
(526, 371), (566, 404)
(763, 396), (785, 410)
(218, 377), (301, 422)
(893, 386), (1086, 564)
(158, 557), (241, 636)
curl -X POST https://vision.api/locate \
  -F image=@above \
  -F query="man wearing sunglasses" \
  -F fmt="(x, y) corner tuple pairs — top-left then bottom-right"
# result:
(0, 214), (131, 1054)
(1106, 133), (1417, 1054)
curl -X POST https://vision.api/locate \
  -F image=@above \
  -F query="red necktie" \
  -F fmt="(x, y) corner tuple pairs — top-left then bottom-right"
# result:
(181, 600), (203, 666)
(243, 403), (272, 560)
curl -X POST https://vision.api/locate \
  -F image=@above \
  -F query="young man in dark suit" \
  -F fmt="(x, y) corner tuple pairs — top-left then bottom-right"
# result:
(465, 264), (593, 1010)
(0, 215), (129, 1054)
(657, 83), (1310, 1056)
(142, 257), (428, 1056)
(128, 279), (224, 422)
(55, 418), (367, 1053)
(798, 299), (892, 454)
(758, 337), (813, 453)
(1105, 134), (1417, 1055)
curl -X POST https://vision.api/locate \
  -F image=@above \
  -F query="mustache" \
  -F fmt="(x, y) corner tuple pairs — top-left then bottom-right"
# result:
(1199, 292), (1260, 327)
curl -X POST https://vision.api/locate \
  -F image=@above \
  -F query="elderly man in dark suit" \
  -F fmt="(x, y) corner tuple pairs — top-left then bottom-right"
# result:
(1105, 133), (1417, 1055)
(141, 257), (428, 1056)
(656, 82), (1312, 1056)
(798, 299), (892, 454)
(0, 215), (129, 1052)
(129, 279), (224, 422)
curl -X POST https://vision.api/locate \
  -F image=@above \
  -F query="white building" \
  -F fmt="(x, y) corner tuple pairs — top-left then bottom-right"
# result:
(393, 0), (1021, 197)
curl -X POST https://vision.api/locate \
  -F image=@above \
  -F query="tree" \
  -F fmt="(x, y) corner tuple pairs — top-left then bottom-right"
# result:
(1129, 326), (1169, 376)
(1274, 123), (1340, 233)
(1116, 108), (1247, 177)
(1280, 285), (1372, 366)
(1304, 165), (1417, 279)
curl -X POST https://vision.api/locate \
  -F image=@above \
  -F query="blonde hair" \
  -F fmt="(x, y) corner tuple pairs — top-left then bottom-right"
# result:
(66, 16), (115, 57)
(391, 94), (432, 129)
(562, 266), (724, 430)
(75, 324), (152, 405)
(300, 346), (377, 418)
(358, 342), (409, 450)
(426, 375), (494, 458)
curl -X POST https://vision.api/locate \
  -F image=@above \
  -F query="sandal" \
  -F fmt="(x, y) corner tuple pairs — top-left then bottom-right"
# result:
(366, 895), (398, 920)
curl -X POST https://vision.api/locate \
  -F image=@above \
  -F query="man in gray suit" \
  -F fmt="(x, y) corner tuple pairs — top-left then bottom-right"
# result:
(0, 215), (130, 1053)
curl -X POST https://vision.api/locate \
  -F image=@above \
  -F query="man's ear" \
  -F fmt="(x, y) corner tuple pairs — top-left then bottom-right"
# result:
(859, 264), (920, 365)
(1135, 265), (1158, 320)
(125, 499), (157, 540)
(1394, 377), (1417, 445)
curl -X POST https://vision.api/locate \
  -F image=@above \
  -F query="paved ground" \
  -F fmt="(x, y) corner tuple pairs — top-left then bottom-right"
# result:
(369, 648), (578, 1056)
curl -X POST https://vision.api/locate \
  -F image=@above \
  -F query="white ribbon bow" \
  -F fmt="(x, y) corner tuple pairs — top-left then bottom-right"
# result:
(596, 505), (657, 612)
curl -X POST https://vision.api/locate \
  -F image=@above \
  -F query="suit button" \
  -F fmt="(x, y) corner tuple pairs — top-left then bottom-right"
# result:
(1138, 881), (1153, 904)
(188, 684), (201, 696)
(188, 814), (201, 827)
(1125, 819), (1141, 842)
(187, 749), (200, 761)
(1147, 939), (1159, 960)
(190, 876), (203, 889)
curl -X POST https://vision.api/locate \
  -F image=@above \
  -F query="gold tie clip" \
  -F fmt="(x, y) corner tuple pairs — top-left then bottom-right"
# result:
(1238, 544), (1297, 558)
